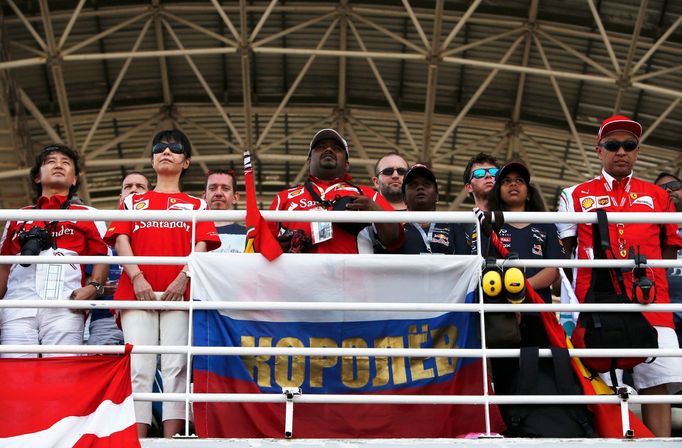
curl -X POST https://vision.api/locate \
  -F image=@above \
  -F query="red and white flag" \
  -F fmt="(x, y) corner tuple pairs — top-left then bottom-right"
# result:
(0, 346), (139, 447)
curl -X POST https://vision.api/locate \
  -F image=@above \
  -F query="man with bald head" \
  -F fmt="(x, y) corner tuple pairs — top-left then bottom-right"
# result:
(372, 152), (409, 211)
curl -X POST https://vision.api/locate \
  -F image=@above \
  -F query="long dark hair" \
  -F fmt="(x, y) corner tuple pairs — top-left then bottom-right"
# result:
(488, 175), (547, 212)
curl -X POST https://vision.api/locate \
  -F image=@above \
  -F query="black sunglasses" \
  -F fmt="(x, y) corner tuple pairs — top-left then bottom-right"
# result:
(470, 167), (499, 180)
(599, 140), (638, 152)
(659, 180), (682, 192)
(152, 142), (184, 155)
(377, 167), (408, 176)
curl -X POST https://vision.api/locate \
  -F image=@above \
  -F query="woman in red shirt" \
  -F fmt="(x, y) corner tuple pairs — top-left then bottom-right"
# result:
(105, 130), (219, 438)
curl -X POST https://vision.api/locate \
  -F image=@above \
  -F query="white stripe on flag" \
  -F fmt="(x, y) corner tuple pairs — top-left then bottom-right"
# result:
(0, 395), (136, 448)
(192, 253), (482, 322)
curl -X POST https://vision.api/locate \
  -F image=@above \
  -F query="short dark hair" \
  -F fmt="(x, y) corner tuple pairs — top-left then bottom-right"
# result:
(121, 171), (152, 190)
(374, 152), (408, 175)
(30, 144), (80, 200)
(151, 129), (192, 177)
(205, 169), (239, 192)
(463, 152), (499, 185)
(654, 172), (681, 185)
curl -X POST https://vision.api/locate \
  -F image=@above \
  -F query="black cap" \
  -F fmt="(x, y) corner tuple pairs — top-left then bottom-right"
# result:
(497, 160), (530, 184)
(402, 164), (437, 194)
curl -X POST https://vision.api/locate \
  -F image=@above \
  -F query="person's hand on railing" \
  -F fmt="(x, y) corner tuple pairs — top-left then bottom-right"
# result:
(132, 272), (156, 301)
(160, 270), (189, 301)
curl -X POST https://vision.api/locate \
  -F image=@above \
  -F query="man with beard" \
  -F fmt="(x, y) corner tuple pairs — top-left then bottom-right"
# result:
(372, 152), (410, 211)
(269, 129), (402, 254)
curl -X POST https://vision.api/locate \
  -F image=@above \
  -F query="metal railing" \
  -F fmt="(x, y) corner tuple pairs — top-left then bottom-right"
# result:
(1, 208), (681, 439)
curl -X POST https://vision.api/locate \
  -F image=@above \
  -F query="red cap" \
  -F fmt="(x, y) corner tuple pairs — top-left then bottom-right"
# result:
(596, 115), (642, 144)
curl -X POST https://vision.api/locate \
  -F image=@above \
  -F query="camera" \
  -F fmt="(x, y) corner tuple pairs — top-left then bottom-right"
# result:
(17, 226), (53, 267)
(332, 196), (368, 234)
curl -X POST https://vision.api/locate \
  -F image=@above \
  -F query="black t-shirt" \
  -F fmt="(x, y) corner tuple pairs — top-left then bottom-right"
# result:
(376, 222), (468, 255)
(489, 223), (563, 303)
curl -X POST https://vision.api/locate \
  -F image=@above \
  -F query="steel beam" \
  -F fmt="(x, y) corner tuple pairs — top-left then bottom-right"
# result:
(348, 20), (420, 157)
(432, 34), (524, 155)
(162, 19), (245, 147)
(533, 34), (594, 177)
(421, 0), (444, 164)
(81, 18), (152, 154)
(612, 0), (648, 114)
(252, 20), (339, 151)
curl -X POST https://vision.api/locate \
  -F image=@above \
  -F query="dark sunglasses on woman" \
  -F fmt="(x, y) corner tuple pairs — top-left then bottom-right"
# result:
(152, 142), (184, 155)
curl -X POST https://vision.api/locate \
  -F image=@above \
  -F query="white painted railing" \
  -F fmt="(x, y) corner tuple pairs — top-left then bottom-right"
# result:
(1, 208), (681, 440)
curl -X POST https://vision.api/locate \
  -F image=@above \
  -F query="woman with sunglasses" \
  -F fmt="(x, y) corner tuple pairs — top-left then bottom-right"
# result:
(105, 130), (220, 438)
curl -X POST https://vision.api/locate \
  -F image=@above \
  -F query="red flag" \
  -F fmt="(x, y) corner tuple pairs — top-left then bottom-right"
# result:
(488, 231), (653, 438)
(244, 150), (283, 261)
(0, 346), (139, 447)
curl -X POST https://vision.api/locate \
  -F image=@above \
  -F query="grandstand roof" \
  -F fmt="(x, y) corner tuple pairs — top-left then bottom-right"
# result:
(1, 0), (681, 210)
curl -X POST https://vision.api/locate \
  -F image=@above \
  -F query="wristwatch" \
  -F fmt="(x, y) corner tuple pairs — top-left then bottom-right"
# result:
(88, 281), (105, 296)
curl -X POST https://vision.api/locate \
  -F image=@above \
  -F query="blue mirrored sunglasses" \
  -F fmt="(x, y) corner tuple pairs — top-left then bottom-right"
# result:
(470, 167), (499, 180)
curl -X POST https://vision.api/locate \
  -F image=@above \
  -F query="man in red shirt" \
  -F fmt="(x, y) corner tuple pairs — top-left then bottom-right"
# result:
(557, 115), (682, 437)
(0, 144), (108, 357)
(269, 129), (402, 254)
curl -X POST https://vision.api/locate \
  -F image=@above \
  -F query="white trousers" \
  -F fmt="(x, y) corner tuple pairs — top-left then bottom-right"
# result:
(121, 309), (189, 425)
(0, 308), (84, 358)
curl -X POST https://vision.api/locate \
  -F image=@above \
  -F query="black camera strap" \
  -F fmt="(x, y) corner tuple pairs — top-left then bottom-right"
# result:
(18, 197), (73, 249)
(303, 180), (363, 209)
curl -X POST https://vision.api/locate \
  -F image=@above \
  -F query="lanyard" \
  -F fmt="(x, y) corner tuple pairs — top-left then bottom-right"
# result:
(411, 222), (436, 253)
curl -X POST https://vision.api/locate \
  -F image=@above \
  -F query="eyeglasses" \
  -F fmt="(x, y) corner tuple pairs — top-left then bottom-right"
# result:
(377, 167), (408, 177)
(599, 140), (638, 152)
(659, 180), (682, 192)
(152, 142), (184, 155)
(470, 167), (499, 180)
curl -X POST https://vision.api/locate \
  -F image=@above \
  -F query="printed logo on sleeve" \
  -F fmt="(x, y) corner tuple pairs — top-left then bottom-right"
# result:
(580, 197), (596, 211)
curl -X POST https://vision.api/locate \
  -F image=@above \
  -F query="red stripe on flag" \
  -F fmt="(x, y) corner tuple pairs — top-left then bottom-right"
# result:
(0, 354), (136, 442)
(194, 361), (504, 438)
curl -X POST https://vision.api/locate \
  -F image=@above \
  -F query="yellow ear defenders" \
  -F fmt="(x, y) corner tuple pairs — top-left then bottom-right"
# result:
(480, 256), (526, 304)
(504, 267), (526, 304)
(481, 257), (504, 302)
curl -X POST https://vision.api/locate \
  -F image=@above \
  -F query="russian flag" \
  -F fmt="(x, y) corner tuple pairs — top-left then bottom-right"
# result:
(0, 349), (139, 447)
(191, 253), (504, 438)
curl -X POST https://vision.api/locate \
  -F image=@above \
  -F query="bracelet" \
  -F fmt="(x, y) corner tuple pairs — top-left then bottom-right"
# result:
(130, 271), (144, 283)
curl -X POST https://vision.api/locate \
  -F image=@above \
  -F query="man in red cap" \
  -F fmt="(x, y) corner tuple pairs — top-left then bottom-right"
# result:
(269, 128), (402, 253)
(557, 115), (682, 436)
